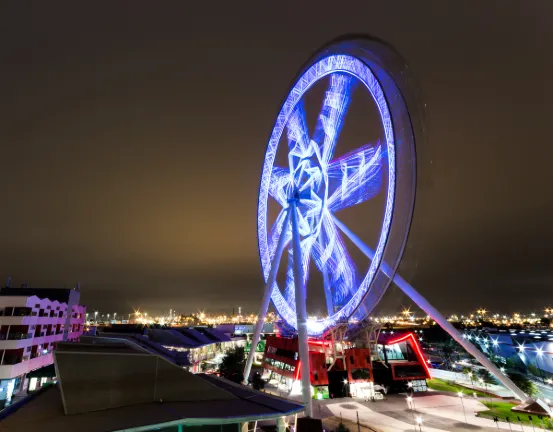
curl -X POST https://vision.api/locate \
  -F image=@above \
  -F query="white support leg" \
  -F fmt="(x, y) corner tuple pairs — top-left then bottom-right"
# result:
(291, 199), (313, 418)
(333, 215), (532, 403)
(243, 208), (292, 384)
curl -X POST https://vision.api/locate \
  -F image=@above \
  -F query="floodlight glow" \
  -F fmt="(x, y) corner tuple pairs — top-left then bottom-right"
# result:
(537, 347), (543, 356)
(258, 54), (396, 335)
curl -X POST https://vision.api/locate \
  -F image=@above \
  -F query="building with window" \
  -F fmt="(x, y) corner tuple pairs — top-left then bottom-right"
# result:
(97, 325), (238, 373)
(262, 331), (430, 398)
(0, 284), (86, 407)
(0, 338), (304, 432)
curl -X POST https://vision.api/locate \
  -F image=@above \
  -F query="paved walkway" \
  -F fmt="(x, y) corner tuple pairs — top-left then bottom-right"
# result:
(264, 381), (549, 432)
(324, 394), (550, 431)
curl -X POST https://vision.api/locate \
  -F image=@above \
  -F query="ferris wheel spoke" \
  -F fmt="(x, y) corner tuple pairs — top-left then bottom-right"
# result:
(311, 211), (357, 305)
(268, 166), (291, 208)
(286, 102), (310, 157)
(312, 73), (356, 165)
(327, 143), (383, 212)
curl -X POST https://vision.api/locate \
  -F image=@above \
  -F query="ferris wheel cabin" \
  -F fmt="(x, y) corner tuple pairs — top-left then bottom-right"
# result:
(261, 331), (430, 398)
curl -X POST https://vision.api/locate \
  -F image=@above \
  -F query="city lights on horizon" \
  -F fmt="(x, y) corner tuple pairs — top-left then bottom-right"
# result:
(85, 305), (553, 330)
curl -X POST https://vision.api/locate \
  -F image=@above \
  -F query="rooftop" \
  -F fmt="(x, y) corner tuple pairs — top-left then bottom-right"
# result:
(0, 338), (303, 432)
(0, 287), (77, 303)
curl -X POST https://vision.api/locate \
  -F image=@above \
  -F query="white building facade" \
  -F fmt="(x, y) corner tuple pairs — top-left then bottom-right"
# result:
(0, 286), (86, 407)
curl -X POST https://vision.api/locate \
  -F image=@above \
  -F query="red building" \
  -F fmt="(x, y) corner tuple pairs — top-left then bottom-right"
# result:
(262, 331), (430, 396)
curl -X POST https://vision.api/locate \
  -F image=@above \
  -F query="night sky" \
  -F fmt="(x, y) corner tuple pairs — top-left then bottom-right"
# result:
(1, 1), (552, 316)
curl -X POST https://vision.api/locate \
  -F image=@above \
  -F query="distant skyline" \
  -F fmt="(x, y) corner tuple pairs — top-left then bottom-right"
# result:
(1, 1), (552, 315)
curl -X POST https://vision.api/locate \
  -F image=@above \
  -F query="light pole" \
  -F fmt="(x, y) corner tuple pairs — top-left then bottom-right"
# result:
(415, 416), (423, 431)
(467, 371), (475, 390)
(458, 392), (468, 424)
(114, 312), (117, 322)
(406, 396), (417, 429)
(94, 311), (98, 322)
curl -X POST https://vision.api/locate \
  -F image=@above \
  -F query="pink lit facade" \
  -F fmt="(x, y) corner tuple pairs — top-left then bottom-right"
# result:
(0, 288), (86, 407)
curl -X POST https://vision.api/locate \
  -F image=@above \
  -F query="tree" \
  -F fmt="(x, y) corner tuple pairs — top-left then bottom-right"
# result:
(336, 423), (350, 432)
(252, 372), (265, 391)
(441, 339), (459, 370)
(219, 347), (245, 383)
(507, 372), (538, 397)
(477, 368), (495, 385)
(505, 355), (527, 373)
(528, 363), (540, 378)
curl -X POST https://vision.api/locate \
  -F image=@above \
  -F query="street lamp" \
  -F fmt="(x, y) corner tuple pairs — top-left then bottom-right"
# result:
(406, 396), (417, 428)
(94, 311), (98, 322)
(458, 392), (468, 423)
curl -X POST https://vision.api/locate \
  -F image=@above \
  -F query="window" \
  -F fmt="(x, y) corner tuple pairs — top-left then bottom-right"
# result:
(13, 307), (31, 316)
(350, 355), (355, 364)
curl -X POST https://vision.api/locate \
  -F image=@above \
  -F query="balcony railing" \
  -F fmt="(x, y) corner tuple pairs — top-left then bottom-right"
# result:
(6, 333), (32, 340)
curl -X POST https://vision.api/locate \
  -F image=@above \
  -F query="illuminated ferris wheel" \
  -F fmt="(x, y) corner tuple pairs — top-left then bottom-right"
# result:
(257, 41), (417, 337)
(244, 36), (534, 417)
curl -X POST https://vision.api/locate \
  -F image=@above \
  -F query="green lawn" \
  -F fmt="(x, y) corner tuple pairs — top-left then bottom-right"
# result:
(426, 378), (488, 398)
(477, 401), (553, 429)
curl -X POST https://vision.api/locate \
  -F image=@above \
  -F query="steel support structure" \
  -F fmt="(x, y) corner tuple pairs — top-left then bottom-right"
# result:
(243, 208), (292, 384)
(333, 215), (533, 403)
(290, 198), (313, 417)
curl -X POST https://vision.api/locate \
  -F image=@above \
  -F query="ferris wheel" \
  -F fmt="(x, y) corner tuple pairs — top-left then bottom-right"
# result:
(256, 45), (414, 337)
(244, 36), (535, 417)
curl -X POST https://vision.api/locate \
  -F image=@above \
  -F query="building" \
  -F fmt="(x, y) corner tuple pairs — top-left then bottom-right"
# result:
(0, 337), (304, 431)
(97, 324), (238, 373)
(215, 322), (276, 366)
(464, 328), (553, 378)
(261, 331), (430, 398)
(0, 284), (86, 407)
(373, 332), (430, 393)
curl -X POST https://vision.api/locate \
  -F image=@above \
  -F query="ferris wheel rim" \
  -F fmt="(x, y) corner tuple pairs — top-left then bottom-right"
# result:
(257, 52), (397, 335)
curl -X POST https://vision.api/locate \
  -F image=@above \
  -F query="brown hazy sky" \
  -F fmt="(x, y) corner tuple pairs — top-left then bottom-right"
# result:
(0, 1), (552, 316)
